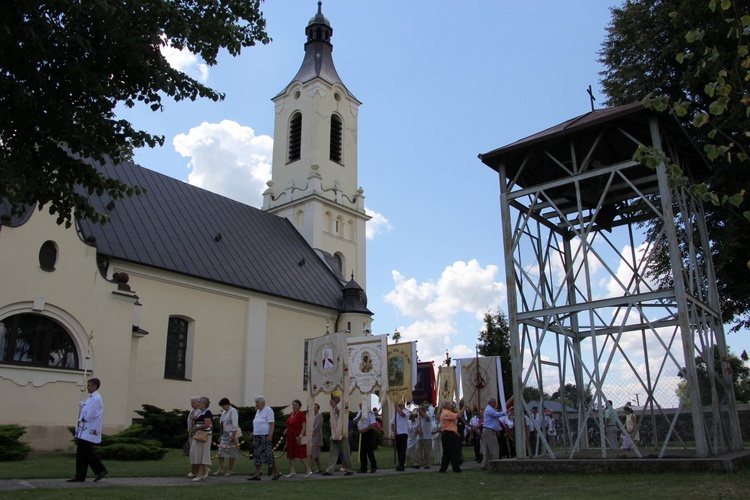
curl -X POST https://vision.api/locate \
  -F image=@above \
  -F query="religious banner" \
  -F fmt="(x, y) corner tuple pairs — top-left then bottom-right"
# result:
(307, 332), (347, 396)
(456, 356), (500, 410)
(412, 361), (436, 406)
(386, 342), (416, 405)
(347, 335), (388, 395)
(436, 365), (458, 409)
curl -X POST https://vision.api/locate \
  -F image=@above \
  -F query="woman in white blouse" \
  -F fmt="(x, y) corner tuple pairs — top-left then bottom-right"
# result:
(215, 397), (241, 476)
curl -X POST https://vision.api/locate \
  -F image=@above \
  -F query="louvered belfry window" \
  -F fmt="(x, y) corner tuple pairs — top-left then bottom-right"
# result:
(288, 112), (302, 162)
(330, 114), (342, 163)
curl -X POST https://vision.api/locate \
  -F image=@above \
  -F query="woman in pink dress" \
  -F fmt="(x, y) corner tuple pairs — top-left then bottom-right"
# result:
(283, 399), (312, 478)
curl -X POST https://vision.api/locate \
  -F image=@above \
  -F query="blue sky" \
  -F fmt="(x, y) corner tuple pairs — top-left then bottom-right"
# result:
(119, 0), (750, 375)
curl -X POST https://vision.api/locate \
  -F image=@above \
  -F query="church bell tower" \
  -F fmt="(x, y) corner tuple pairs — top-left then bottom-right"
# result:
(263, 2), (369, 289)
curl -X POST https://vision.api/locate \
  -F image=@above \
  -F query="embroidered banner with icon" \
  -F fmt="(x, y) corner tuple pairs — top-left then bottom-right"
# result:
(347, 335), (388, 395)
(412, 361), (436, 406)
(436, 365), (458, 408)
(456, 356), (501, 410)
(308, 332), (348, 396)
(386, 342), (416, 405)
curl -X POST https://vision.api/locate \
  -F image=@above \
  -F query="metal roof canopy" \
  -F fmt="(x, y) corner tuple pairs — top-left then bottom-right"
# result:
(480, 103), (742, 460)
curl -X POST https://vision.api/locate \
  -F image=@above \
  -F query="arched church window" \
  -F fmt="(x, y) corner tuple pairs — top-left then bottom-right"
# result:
(346, 220), (355, 240)
(333, 253), (343, 274)
(335, 216), (343, 236)
(295, 210), (304, 228)
(324, 211), (333, 233)
(164, 316), (191, 380)
(0, 313), (79, 369)
(288, 112), (302, 163)
(330, 114), (343, 163)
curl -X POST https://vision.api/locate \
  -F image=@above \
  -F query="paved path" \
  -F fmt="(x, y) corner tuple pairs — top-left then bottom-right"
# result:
(0, 461), (483, 491)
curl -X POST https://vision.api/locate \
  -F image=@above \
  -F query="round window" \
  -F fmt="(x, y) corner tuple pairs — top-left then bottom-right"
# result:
(39, 240), (58, 272)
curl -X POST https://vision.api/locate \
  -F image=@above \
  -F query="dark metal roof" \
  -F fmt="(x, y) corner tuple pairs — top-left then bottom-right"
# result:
(341, 275), (372, 315)
(275, 3), (359, 102)
(75, 159), (346, 310)
(478, 102), (710, 187)
(0, 200), (33, 227)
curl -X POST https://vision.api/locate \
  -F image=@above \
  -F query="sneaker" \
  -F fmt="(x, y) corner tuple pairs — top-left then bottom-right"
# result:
(320, 471), (333, 476)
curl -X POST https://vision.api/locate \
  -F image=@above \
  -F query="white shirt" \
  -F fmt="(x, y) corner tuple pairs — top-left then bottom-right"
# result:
(391, 407), (409, 435)
(355, 410), (376, 432)
(253, 405), (275, 435)
(221, 406), (239, 433)
(417, 412), (432, 440)
(77, 390), (103, 444)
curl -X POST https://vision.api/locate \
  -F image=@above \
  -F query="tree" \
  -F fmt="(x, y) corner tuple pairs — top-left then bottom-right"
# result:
(550, 383), (593, 409)
(522, 386), (550, 404)
(0, 0), (270, 226)
(676, 347), (750, 405)
(477, 309), (513, 403)
(599, 0), (750, 331)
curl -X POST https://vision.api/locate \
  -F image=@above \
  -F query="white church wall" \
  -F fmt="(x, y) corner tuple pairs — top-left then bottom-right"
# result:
(0, 209), (142, 450)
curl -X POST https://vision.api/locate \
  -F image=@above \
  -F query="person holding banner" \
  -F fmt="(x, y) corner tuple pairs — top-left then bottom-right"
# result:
(320, 392), (353, 476)
(438, 401), (468, 473)
(481, 398), (504, 468)
(391, 402), (409, 471)
(353, 404), (378, 473)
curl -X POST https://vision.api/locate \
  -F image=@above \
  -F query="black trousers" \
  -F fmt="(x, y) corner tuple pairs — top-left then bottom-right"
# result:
(473, 431), (483, 461)
(439, 431), (461, 472)
(528, 430), (538, 456)
(75, 438), (106, 480)
(395, 433), (407, 467)
(359, 430), (377, 471)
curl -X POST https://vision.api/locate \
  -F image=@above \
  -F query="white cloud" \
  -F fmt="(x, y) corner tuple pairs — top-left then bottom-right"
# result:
(384, 259), (506, 364)
(173, 120), (273, 207)
(161, 40), (209, 82)
(428, 260), (505, 321)
(384, 271), (437, 319)
(365, 207), (391, 239)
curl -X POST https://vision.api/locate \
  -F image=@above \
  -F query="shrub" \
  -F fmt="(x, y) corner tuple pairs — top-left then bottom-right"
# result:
(133, 404), (191, 449)
(68, 424), (168, 461)
(0, 425), (32, 461)
(98, 443), (168, 461)
(134, 403), (288, 449)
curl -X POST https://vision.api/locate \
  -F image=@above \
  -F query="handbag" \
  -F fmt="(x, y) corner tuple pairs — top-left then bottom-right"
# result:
(193, 430), (209, 442)
(296, 435), (308, 445)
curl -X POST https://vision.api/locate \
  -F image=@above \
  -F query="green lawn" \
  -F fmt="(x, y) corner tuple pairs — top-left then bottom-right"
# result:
(2, 448), (749, 499)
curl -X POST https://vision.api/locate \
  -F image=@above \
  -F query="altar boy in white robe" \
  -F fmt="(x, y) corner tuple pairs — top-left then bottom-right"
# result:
(68, 378), (108, 482)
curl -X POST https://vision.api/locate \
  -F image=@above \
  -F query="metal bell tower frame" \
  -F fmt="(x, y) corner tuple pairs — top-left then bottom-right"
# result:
(479, 103), (742, 459)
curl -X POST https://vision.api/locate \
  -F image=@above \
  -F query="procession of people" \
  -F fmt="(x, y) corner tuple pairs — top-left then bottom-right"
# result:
(66, 375), (644, 485)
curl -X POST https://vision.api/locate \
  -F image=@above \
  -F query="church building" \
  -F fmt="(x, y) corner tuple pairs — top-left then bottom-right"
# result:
(0, 3), (372, 450)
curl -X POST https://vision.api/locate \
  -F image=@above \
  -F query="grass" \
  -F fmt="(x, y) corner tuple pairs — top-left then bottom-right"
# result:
(2, 447), (749, 499)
